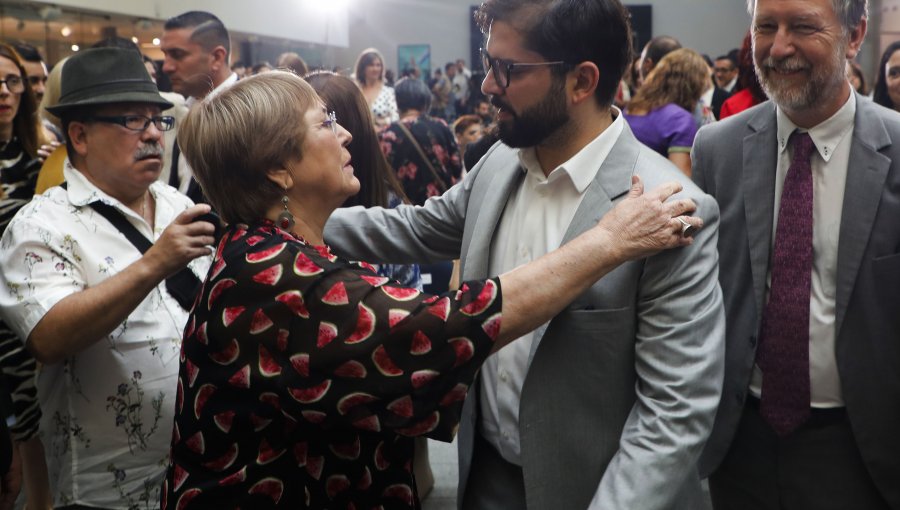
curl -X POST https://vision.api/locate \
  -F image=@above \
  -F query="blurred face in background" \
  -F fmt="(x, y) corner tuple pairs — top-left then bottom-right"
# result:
(476, 101), (491, 116)
(713, 58), (737, 88)
(457, 122), (484, 149)
(0, 55), (23, 133)
(364, 57), (383, 84)
(884, 49), (900, 109)
(144, 60), (158, 84)
(21, 59), (47, 102)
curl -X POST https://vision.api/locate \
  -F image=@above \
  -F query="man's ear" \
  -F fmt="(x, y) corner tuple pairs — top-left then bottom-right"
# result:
(846, 17), (867, 60)
(569, 62), (600, 105)
(640, 58), (653, 79)
(68, 121), (90, 158)
(210, 45), (228, 72)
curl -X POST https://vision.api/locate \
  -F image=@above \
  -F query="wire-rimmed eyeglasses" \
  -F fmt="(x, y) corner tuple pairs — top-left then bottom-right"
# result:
(322, 111), (338, 137)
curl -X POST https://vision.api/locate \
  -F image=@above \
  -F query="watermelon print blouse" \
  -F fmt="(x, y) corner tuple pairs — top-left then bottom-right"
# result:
(162, 221), (502, 509)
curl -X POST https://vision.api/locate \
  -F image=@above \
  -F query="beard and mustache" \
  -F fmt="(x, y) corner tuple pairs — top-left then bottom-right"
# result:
(754, 41), (848, 112)
(490, 75), (570, 148)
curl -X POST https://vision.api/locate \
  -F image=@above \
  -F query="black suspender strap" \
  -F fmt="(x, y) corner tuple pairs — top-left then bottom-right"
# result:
(60, 182), (202, 311)
(169, 141), (181, 188)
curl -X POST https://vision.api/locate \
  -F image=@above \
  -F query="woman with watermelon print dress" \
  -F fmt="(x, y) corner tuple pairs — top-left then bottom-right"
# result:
(162, 71), (701, 509)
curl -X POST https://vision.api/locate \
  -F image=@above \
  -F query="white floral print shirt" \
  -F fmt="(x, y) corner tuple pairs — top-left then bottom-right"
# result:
(0, 161), (210, 509)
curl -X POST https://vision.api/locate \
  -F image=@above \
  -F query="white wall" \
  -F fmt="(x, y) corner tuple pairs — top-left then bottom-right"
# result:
(338, 0), (754, 76)
(34, 0), (350, 47)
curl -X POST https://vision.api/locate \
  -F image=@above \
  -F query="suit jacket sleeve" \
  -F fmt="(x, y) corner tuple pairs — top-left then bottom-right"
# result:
(323, 159), (484, 264)
(589, 187), (726, 509)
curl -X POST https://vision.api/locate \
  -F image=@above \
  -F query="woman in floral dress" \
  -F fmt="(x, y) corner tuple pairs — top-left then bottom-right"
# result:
(162, 71), (699, 509)
(380, 77), (463, 207)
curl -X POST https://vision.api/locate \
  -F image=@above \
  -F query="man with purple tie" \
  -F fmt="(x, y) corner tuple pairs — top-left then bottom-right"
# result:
(692, 0), (900, 508)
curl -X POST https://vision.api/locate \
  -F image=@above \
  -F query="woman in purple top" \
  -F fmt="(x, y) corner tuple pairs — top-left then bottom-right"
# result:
(624, 48), (711, 176)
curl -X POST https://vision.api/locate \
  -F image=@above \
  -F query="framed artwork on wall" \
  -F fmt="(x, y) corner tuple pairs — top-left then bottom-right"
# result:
(397, 44), (431, 81)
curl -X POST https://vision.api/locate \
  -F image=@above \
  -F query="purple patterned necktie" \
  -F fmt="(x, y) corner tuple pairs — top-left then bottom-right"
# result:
(757, 131), (815, 437)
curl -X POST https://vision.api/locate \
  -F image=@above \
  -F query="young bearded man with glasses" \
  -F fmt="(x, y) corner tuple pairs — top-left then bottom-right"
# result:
(325, 1), (725, 508)
(0, 47), (215, 510)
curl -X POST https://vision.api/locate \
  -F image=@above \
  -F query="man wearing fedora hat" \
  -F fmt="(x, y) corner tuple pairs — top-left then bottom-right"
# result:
(0, 47), (213, 509)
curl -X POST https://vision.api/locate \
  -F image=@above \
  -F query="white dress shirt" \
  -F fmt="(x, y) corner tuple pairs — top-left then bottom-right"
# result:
(0, 162), (211, 508)
(479, 112), (625, 464)
(749, 93), (856, 407)
(723, 76), (738, 93)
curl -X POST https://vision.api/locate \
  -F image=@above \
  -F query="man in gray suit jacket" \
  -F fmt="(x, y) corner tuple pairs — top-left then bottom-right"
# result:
(693, 0), (899, 508)
(326, 0), (725, 508)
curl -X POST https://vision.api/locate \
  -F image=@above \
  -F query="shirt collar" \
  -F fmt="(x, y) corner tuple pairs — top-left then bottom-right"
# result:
(775, 92), (856, 162)
(725, 76), (738, 92)
(516, 106), (625, 193)
(62, 159), (157, 216)
(185, 72), (239, 108)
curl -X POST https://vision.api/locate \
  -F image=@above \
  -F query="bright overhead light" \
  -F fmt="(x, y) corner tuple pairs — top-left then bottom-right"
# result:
(152, 38), (160, 46)
(132, 36), (139, 44)
(309, 0), (350, 14)
(60, 25), (72, 37)
(71, 45), (80, 52)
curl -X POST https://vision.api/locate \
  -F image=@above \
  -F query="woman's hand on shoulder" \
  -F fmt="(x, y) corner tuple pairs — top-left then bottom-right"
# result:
(596, 175), (701, 262)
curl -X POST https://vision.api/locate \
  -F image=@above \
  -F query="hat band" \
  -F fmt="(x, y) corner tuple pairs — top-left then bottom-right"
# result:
(58, 79), (161, 105)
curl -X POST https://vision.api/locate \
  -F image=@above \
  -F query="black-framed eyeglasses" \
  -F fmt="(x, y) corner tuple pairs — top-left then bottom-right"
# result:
(0, 75), (25, 94)
(481, 49), (568, 89)
(87, 115), (175, 132)
(322, 111), (338, 137)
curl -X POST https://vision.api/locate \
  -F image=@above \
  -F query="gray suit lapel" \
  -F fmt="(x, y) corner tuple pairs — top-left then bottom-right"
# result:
(743, 105), (779, 323)
(835, 99), (891, 335)
(464, 148), (524, 278)
(559, 127), (636, 244)
(526, 124), (637, 364)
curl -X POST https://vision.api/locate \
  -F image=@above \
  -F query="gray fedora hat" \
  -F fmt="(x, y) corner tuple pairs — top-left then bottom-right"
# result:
(46, 47), (173, 117)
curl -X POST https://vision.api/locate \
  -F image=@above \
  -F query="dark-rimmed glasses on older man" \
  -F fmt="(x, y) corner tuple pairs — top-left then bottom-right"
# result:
(87, 115), (176, 132)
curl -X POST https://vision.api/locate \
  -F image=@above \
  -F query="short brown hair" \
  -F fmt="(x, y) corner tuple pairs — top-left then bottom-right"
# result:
(453, 114), (483, 137)
(177, 71), (318, 224)
(277, 52), (309, 77)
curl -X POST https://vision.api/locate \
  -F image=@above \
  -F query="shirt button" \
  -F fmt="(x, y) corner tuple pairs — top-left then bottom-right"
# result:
(499, 370), (509, 382)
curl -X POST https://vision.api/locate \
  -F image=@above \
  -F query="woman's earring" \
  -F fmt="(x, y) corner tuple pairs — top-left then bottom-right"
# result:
(277, 195), (295, 231)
